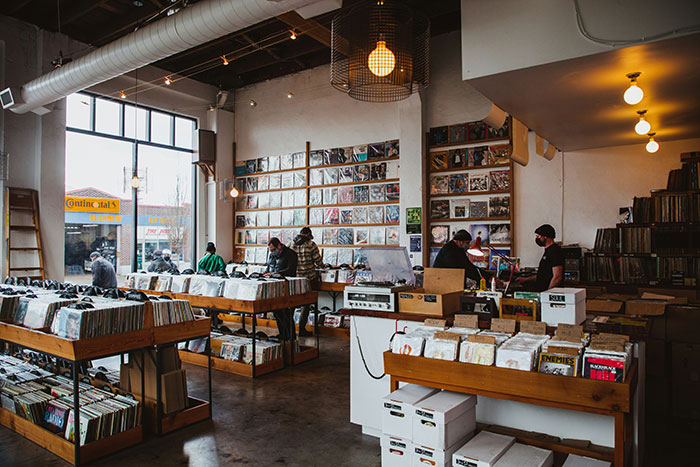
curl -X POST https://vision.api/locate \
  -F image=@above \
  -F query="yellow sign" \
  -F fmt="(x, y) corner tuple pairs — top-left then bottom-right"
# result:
(65, 196), (120, 213)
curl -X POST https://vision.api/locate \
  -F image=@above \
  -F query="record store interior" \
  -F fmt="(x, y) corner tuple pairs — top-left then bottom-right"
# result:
(1, 1), (699, 466)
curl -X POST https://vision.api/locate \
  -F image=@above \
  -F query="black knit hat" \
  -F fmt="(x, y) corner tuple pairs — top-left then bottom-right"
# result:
(300, 227), (313, 239)
(535, 224), (556, 239)
(453, 229), (472, 242)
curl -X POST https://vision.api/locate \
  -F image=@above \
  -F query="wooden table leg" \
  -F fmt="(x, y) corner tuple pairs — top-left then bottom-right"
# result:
(390, 376), (399, 392)
(614, 412), (625, 467)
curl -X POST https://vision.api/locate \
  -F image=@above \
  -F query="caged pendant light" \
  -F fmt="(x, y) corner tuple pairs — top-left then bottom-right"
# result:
(330, 0), (430, 102)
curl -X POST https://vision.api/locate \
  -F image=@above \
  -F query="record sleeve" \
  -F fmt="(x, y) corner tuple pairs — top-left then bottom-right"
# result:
(448, 148), (466, 168)
(246, 178), (258, 192)
(353, 185), (369, 203)
(257, 192), (270, 209)
(245, 213), (256, 226)
(489, 196), (510, 217)
(369, 184), (386, 202)
(431, 225), (449, 244)
(430, 176), (449, 194)
(469, 224), (490, 243)
(330, 147), (348, 164)
(487, 117), (510, 140)
(323, 248), (338, 266)
(293, 152), (305, 168)
(450, 199), (469, 218)
(385, 183), (400, 201)
(324, 208), (339, 225)
(468, 146), (488, 166)
(386, 161), (399, 179)
(469, 200), (488, 218)
(257, 175), (269, 191)
(338, 228), (353, 245)
(449, 124), (467, 144)
(337, 248), (354, 266)
(310, 168), (323, 186)
(280, 154), (293, 170)
(323, 167), (339, 185)
(255, 247), (268, 264)
(323, 187), (338, 205)
(489, 170), (510, 191)
(368, 142), (385, 160)
(429, 126), (448, 145)
(353, 164), (370, 182)
(538, 353), (578, 376)
(488, 144), (512, 164)
(338, 166), (354, 183)
(323, 228), (338, 245)
(236, 215), (245, 227)
(354, 229), (369, 245)
(340, 209), (353, 224)
(309, 208), (323, 226)
(353, 145), (368, 162)
(430, 152), (447, 171)
(269, 174), (281, 190)
(430, 200), (449, 219)
(449, 174), (467, 193)
(281, 172), (294, 189)
(385, 205), (399, 223)
(245, 160), (257, 174)
(368, 206), (384, 224)
(294, 189), (307, 206)
(282, 210), (295, 226)
(369, 227), (385, 245)
(294, 209), (306, 226)
(256, 211), (268, 227)
(468, 121), (487, 141)
(353, 249), (367, 267)
(257, 230), (269, 245)
(469, 173), (489, 192)
(281, 191), (293, 207)
(352, 206), (368, 224)
(338, 186), (354, 204)
(489, 224), (511, 243)
(309, 150), (323, 166)
(321, 149), (332, 165)
(269, 192), (282, 208)
(268, 210), (282, 226)
(246, 195), (258, 210)
(244, 248), (255, 263)
(257, 157), (269, 172)
(386, 226), (400, 245)
(268, 155), (281, 171)
(245, 230), (257, 245)
(370, 162), (387, 180)
(385, 140), (399, 157)
(293, 171), (306, 187)
(309, 188), (322, 205)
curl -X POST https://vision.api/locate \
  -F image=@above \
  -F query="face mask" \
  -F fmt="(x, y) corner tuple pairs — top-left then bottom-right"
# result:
(269, 249), (279, 257)
(535, 238), (546, 247)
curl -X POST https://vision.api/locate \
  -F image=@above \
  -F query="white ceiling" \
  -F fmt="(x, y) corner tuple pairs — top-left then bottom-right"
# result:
(467, 33), (700, 151)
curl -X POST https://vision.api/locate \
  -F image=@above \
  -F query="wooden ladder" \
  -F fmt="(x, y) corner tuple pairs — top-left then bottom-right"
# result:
(4, 187), (46, 280)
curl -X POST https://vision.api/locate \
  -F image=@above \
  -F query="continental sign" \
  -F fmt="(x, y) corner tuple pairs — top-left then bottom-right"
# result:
(65, 196), (120, 213)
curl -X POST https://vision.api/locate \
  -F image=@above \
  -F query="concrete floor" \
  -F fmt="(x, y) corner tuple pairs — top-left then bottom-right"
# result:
(0, 335), (382, 467)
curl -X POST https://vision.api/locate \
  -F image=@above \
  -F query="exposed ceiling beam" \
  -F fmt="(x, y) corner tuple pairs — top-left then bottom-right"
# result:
(276, 11), (349, 56)
(231, 42), (327, 75)
(6, 0), (33, 15)
(61, 0), (111, 27)
(240, 32), (305, 69)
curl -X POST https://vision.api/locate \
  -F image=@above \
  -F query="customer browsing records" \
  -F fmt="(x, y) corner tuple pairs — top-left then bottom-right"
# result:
(291, 227), (323, 337)
(432, 229), (482, 285)
(197, 242), (226, 273)
(90, 251), (117, 289)
(265, 238), (298, 341)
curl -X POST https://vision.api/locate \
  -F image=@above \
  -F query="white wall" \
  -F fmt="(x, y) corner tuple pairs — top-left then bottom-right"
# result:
(515, 136), (700, 267)
(460, 0), (700, 80)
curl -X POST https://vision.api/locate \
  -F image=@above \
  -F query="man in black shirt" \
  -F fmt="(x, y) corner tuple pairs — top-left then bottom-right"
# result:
(433, 229), (482, 284)
(532, 224), (564, 291)
(265, 238), (298, 340)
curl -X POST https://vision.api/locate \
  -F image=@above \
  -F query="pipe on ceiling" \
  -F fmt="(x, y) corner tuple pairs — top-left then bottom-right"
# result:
(10, 0), (331, 114)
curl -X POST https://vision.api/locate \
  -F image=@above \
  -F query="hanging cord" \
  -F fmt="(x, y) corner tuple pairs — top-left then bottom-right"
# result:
(352, 316), (399, 380)
(573, 0), (700, 47)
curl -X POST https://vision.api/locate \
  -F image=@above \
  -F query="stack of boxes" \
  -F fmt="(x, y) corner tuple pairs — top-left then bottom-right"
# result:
(380, 385), (476, 467)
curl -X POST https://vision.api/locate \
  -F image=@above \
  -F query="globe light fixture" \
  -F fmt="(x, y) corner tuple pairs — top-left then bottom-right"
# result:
(624, 72), (644, 105)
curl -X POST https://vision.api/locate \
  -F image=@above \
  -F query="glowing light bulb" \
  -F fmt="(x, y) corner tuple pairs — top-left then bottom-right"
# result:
(164, 77), (171, 85)
(368, 40), (395, 77)
(229, 187), (239, 198)
(120, 91), (127, 99)
(130, 175), (141, 189)
(634, 110), (650, 135)
(624, 72), (643, 105)
(222, 56), (229, 66)
(287, 92), (294, 99)
(290, 30), (297, 40)
(249, 100), (256, 107)
(646, 133), (659, 153)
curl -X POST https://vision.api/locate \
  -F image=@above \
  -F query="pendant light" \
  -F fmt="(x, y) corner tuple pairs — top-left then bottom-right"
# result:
(624, 72), (643, 105)
(634, 110), (651, 135)
(330, 0), (430, 102)
(646, 133), (659, 153)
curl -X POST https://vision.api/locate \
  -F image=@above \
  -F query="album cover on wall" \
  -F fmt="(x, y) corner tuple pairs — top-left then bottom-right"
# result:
(431, 225), (449, 244)
(487, 116), (510, 140)
(309, 150), (323, 167)
(449, 174), (467, 193)
(355, 229), (369, 245)
(280, 154), (293, 170)
(323, 228), (338, 245)
(257, 175), (269, 191)
(468, 121), (487, 141)
(256, 211), (268, 227)
(330, 148), (348, 164)
(236, 215), (246, 227)
(268, 210), (281, 226)
(245, 213), (256, 227)
(294, 209), (306, 226)
(430, 176), (449, 194)
(309, 208), (323, 225)
(338, 228), (353, 245)
(269, 192), (282, 208)
(257, 192), (270, 209)
(385, 183), (400, 201)
(323, 167), (339, 185)
(488, 145), (512, 164)
(310, 169), (323, 186)
(340, 209), (353, 225)
(431, 200), (450, 219)
(469, 224), (489, 243)
(257, 157), (269, 173)
(338, 186), (354, 204)
(293, 152), (306, 168)
(369, 227), (385, 245)
(281, 191), (293, 208)
(368, 206), (384, 224)
(353, 145), (368, 162)
(246, 160), (257, 174)
(353, 164), (370, 182)
(309, 188), (322, 205)
(489, 224), (511, 243)
(353, 185), (369, 204)
(268, 155), (280, 171)
(321, 149), (332, 165)
(257, 230), (269, 245)
(431, 152), (448, 171)
(324, 208), (339, 225)
(245, 230), (257, 245)
(429, 126), (448, 145)
(269, 174), (281, 190)
(281, 172), (294, 189)
(450, 199), (469, 218)
(294, 171), (306, 187)
(385, 140), (399, 158)
(368, 142), (385, 160)
(323, 187), (338, 205)
(370, 185), (386, 203)
(370, 162), (387, 180)
(282, 210), (295, 226)
(489, 170), (510, 191)
(246, 194), (258, 210)
(449, 123), (467, 144)
(448, 148), (466, 168)
(337, 248), (354, 266)
(489, 196), (510, 217)
(338, 166), (354, 184)
(246, 178), (258, 192)
(468, 146), (488, 167)
(469, 173), (489, 192)
(352, 206), (368, 224)
(386, 226), (399, 245)
(295, 190), (307, 206)
(385, 205), (399, 224)
(469, 200), (488, 218)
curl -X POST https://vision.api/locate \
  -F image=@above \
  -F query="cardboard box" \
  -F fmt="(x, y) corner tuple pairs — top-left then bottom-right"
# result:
(586, 296), (624, 314)
(666, 305), (700, 343)
(399, 268), (465, 317)
(493, 443), (553, 467)
(625, 293), (688, 317)
(382, 384), (440, 439)
(413, 391), (476, 450)
(540, 288), (586, 326)
(381, 433), (413, 467)
(412, 432), (473, 467)
(452, 431), (515, 467)
(562, 454), (611, 466)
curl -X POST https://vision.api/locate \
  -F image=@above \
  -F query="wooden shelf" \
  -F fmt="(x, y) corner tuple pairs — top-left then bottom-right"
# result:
(242, 186), (304, 195)
(309, 177), (399, 189)
(428, 137), (510, 150)
(157, 397), (210, 435)
(319, 282), (348, 292)
(0, 407), (143, 465)
(308, 155), (400, 170)
(429, 216), (510, 222)
(292, 345), (318, 365)
(179, 350), (284, 378)
(152, 315), (211, 345)
(158, 290), (318, 314)
(239, 166), (306, 176)
(237, 205), (308, 212)
(309, 199), (400, 208)
(429, 163), (511, 174)
(429, 189), (510, 197)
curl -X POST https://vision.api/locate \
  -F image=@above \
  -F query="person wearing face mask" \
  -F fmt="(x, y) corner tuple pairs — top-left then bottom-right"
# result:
(432, 229), (482, 285)
(529, 224), (564, 291)
(265, 237), (298, 341)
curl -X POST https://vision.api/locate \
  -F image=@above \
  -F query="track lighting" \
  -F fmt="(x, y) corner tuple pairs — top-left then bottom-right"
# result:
(634, 110), (650, 135)
(646, 133), (659, 153)
(164, 77), (172, 85)
(120, 91), (127, 99)
(287, 92), (294, 99)
(222, 56), (229, 66)
(624, 72), (643, 105)
(249, 100), (257, 107)
(290, 30), (297, 40)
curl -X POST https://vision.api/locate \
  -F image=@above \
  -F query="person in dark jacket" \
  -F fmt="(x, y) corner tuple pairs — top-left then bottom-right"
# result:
(265, 238), (298, 340)
(90, 251), (117, 289)
(433, 229), (482, 284)
(291, 228), (323, 337)
(148, 250), (170, 273)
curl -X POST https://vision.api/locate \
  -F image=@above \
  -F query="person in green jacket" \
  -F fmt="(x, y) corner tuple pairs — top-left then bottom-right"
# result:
(197, 242), (226, 273)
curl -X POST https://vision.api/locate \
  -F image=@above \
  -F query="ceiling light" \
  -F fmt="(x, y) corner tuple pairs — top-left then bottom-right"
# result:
(120, 91), (127, 99)
(646, 133), (659, 153)
(249, 100), (256, 107)
(287, 92), (294, 99)
(222, 56), (229, 66)
(229, 187), (240, 198)
(624, 72), (643, 105)
(130, 175), (141, 189)
(164, 77), (172, 85)
(368, 40), (396, 77)
(634, 110), (651, 135)
(290, 30), (297, 40)
(132, 1), (144, 6)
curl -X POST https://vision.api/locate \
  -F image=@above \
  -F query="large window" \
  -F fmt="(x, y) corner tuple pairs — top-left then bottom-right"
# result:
(65, 92), (196, 282)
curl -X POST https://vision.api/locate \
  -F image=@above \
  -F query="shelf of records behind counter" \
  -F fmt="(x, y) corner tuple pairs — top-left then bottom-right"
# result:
(383, 351), (637, 414)
(0, 407), (143, 465)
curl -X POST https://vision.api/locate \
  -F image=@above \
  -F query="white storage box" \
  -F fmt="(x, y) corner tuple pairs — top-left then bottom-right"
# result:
(381, 433), (413, 467)
(562, 454), (611, 466)
(492, 443), (553, 467)
(413, 391), (476, 450)
(540, 288), (586, 326)
(382, 384), (440, 439)
(413, 433), (473, 467)
(452, 431), (515, 467)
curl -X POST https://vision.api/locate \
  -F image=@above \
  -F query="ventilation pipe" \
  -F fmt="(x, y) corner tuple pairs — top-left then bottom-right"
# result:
(9, 0), (338, 114)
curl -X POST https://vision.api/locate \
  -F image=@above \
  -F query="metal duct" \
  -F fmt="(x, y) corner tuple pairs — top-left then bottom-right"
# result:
(10, 0), (327, 114)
